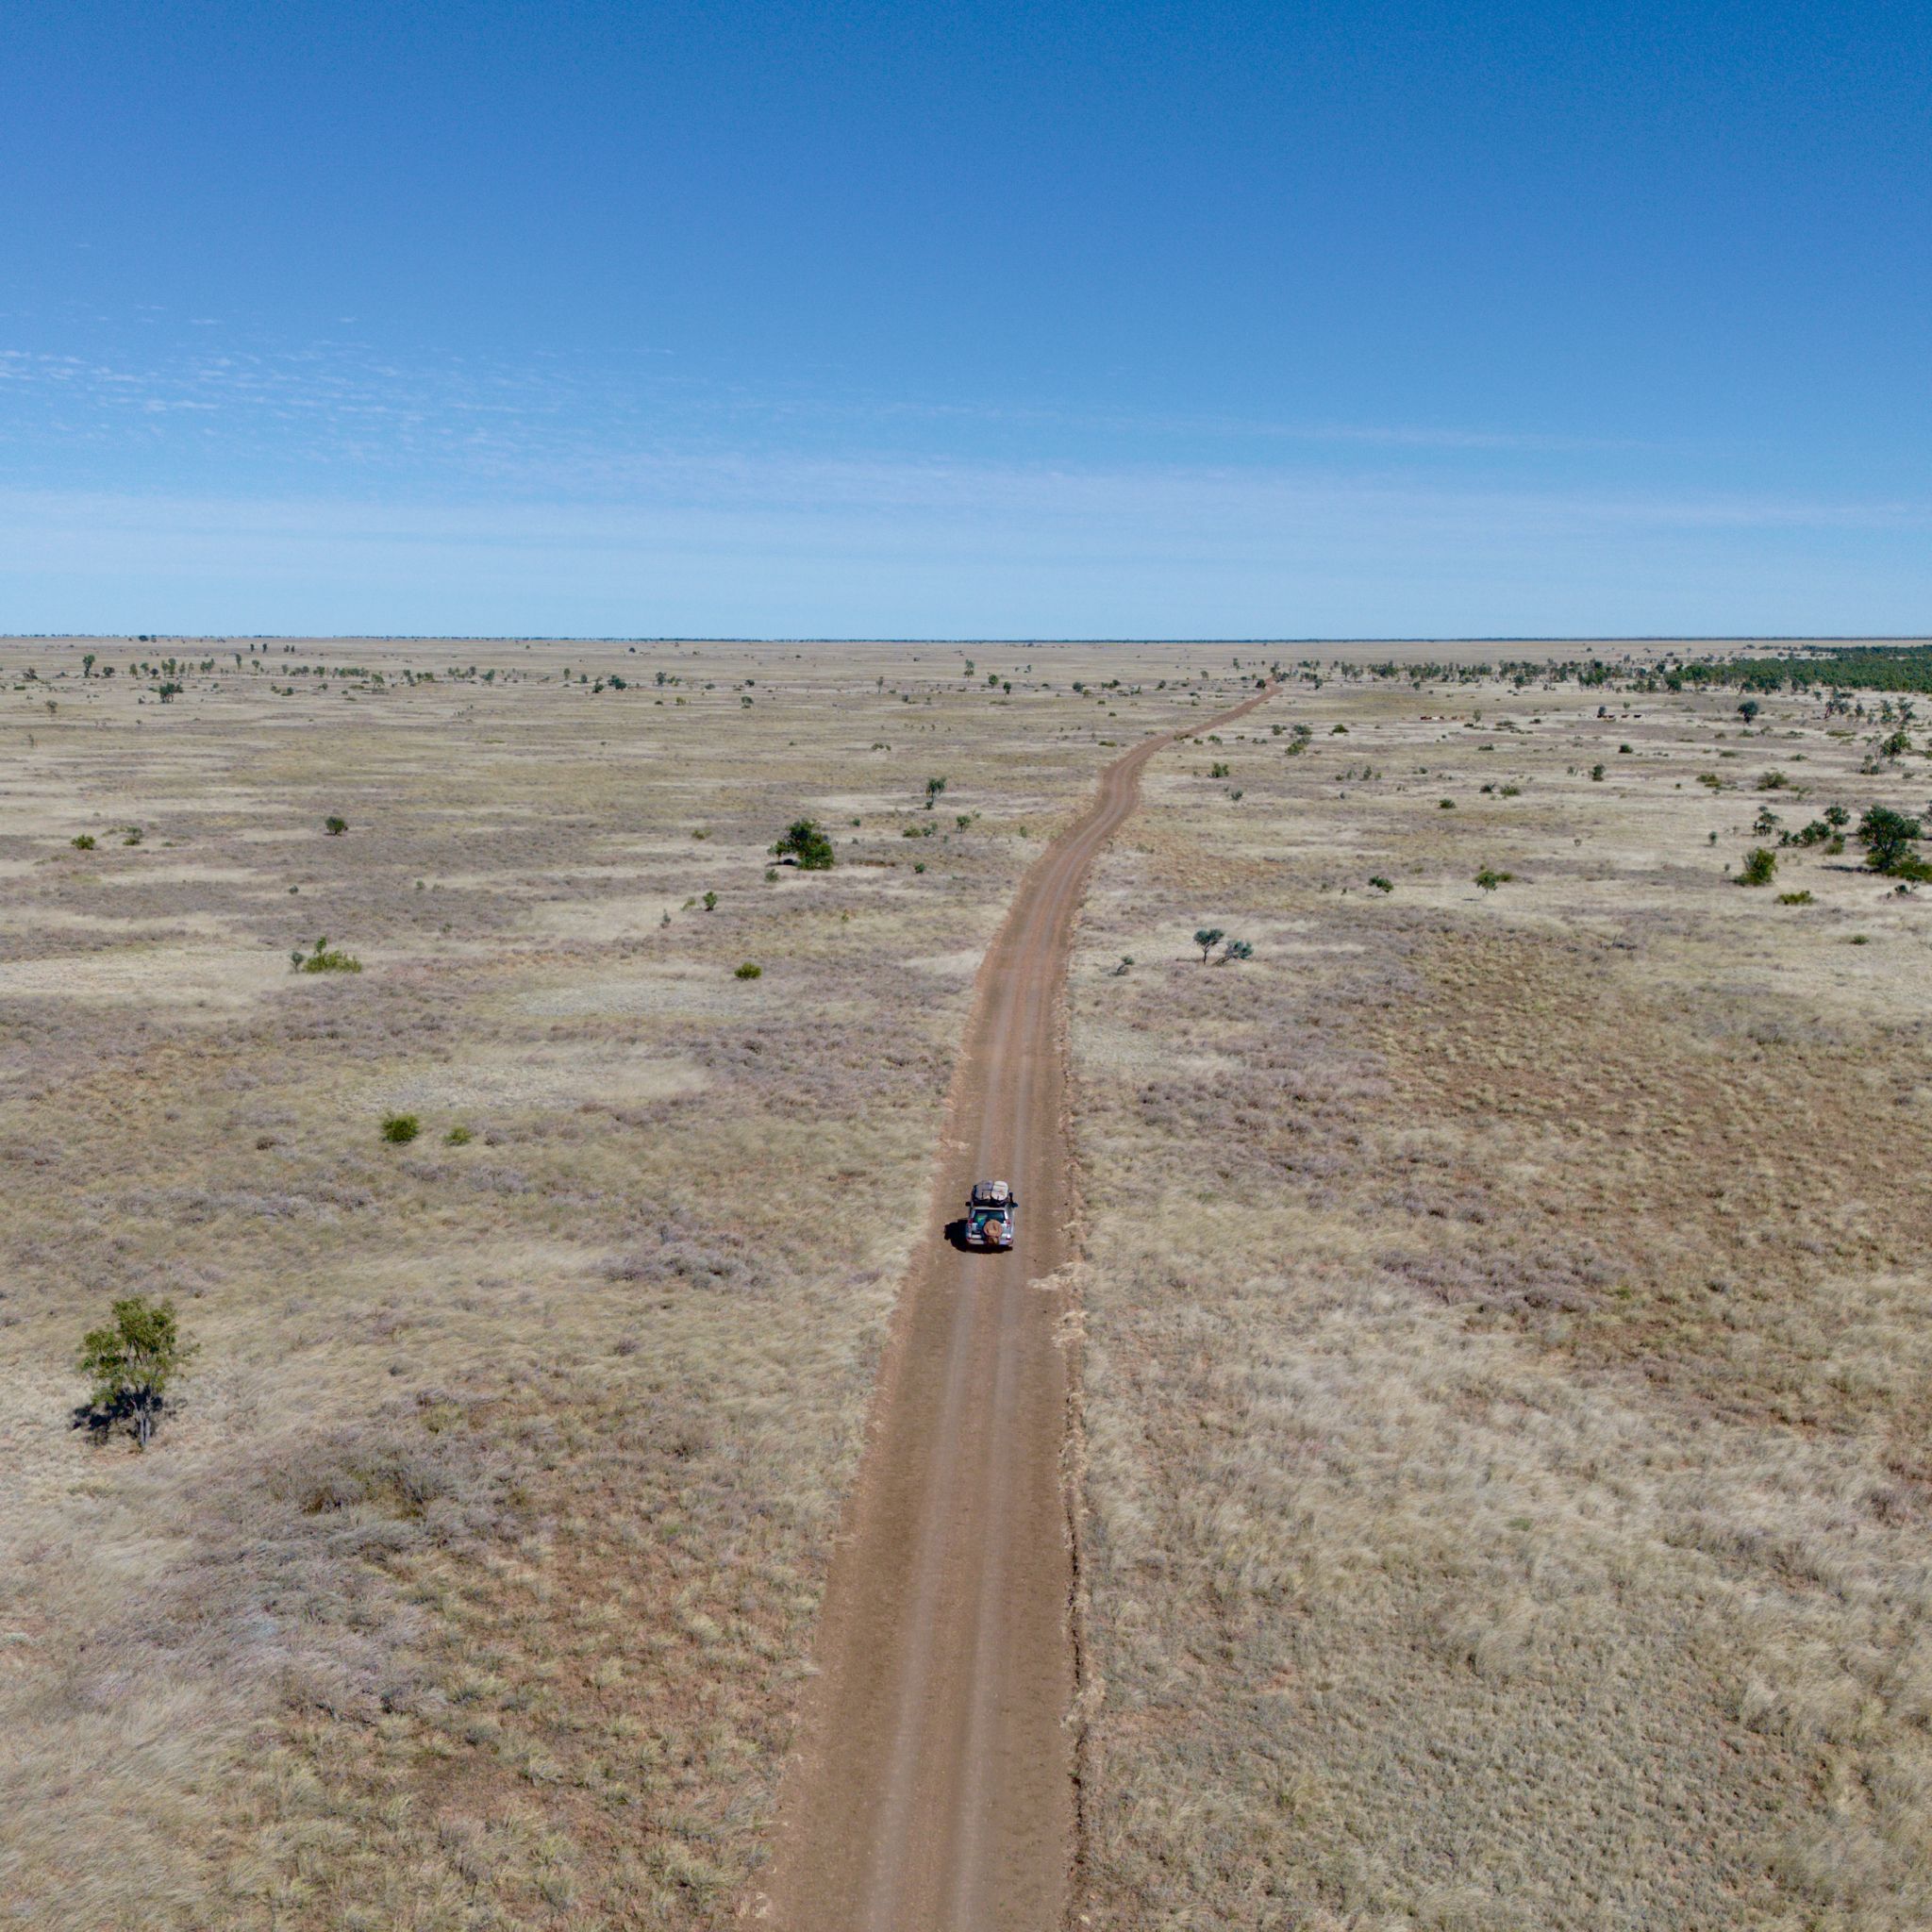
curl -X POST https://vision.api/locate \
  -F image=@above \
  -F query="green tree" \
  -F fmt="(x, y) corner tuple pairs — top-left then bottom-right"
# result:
(1739, 847), (1777, 886)
(1738, 699), (1759, 723)
(1857, 806), (1931, 878)
(1193, 926), (1224, 963)
(774, 818), (836, 870)
(924, 775), (948, 808)
(1220, 939), (1254, 962)
(77, 1296), (196, 1449)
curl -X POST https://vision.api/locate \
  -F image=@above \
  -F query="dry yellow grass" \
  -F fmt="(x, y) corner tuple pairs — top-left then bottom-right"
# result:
(0, 634), (1255, 1929)
(11, 635), (1930, 1929)
(1071, 657), (1932, 1929)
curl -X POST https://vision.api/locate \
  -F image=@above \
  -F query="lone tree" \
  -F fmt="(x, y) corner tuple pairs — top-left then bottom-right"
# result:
(1193, 926), (1224, 963)
(924, 776), (948, 809)
(1857, 806), (1930, 878)
(1738, 699), (1760, 724)
(76, 1296), (196, 1449)
(773, 818), (836, 870)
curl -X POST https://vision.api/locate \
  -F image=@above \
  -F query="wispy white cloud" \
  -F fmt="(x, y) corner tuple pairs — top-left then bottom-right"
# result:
(0, 328), (1657, 493)
(2, 323), (1925, 636)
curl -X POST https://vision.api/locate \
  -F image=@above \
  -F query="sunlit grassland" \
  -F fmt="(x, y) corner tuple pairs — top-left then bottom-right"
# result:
(0, 634), (1257, 1930)
(1072, 670), (1932, 1929)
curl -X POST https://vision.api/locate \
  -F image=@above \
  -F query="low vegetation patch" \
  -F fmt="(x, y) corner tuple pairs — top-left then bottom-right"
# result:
(291, 935), (362, 973)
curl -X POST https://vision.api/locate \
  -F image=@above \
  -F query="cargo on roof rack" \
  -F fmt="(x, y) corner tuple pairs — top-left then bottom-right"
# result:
(964, 1179), (1017, 1249)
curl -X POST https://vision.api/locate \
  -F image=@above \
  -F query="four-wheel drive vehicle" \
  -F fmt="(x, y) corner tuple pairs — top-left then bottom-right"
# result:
(965, 1179), (1018, 1250)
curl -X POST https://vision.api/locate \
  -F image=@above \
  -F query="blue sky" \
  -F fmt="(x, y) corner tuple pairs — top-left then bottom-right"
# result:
(3, 0), (1927, 637)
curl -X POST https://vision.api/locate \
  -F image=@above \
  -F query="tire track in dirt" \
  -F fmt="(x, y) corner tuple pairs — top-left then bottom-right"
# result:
(762, 687), (1274, 1932)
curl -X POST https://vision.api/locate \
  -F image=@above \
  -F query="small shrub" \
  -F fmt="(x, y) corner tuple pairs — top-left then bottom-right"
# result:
(1500, 783), (1522, 797)
(1857, 805), (1926, 875)
(1590, 764), (1606, 781)
(380, 1112), (421, 1144)
(1696, 773), (1724, 790)
(1474, 867), (1514, 891)
(734, 961), (762, 979)
(1776, 891), (1815, 906)
(292, 936), (361, 974)
(123, 826), (143, 846)
(75, 1295), (195, 1450)
(71, 833), (95, 850)
(1439, 798), (1456, 810)
(1848, 933), (1871, 945)
(774, 818), (835, 870)
(913, 860), (926, 873)
(702, 891), (718, 911)
(1208, 761), (1231, 778)
(1756, 771), (1788, 791)
(1369, 875), (1393, 892)
(325, 815), (348, 835)
(1739, 847), (1777, 887)
(1618, 743), (1633, 754)
(1219, 939), (1254, 962)
(444, 1124), (475, 1145)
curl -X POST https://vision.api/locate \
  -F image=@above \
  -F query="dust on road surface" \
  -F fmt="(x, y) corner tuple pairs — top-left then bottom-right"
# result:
(762, 689), (1274, 1932)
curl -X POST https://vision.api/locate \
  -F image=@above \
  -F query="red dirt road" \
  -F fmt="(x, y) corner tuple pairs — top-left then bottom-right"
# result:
(762, 691), (1273, 1932)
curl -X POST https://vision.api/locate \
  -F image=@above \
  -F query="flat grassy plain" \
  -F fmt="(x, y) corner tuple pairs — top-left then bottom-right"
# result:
(0, 634), (1250, 1930)
(9, 636), (1930, 1931)
(1072, 657), (1932, 1928)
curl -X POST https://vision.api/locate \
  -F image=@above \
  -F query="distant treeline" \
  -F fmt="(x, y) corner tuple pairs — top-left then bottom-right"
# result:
(1660, 644), (1932, 695)
(1315, 642), (1932, 696)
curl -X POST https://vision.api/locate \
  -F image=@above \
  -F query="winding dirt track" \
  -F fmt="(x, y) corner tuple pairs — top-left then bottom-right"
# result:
(763, 691), (1273, 1932)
